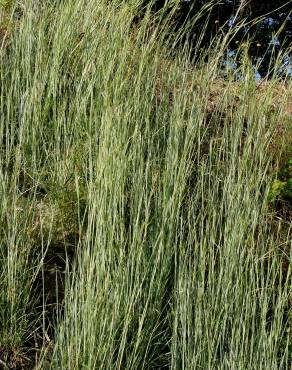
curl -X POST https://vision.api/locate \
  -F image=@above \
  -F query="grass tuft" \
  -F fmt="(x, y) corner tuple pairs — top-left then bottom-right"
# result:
(0, 1), (291, 369)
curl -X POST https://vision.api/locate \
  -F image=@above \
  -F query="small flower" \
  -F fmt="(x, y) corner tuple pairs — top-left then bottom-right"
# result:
(256, 43), (261, 47)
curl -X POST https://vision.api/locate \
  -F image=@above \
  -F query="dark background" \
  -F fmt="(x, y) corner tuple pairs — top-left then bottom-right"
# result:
(143, 0), (292, 77)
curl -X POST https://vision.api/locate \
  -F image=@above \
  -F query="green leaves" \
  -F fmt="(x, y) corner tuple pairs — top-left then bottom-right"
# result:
(269, 158), (292, 202)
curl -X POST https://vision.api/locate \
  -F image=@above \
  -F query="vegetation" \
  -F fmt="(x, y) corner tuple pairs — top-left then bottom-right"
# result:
(269, 160), (292, 202)
(145, 0), (292, 77)
(0, 1), (291, 369)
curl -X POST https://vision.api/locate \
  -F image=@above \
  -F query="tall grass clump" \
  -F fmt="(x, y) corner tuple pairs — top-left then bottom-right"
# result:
(0, 0), (291, 369)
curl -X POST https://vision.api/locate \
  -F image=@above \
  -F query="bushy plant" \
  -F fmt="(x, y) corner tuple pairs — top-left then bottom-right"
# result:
(269, 158), (292, 202)
(0, 1), (291, 369)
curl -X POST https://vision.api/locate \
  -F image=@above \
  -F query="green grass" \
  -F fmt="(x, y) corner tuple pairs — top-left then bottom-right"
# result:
(0, 1), (291, 369)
